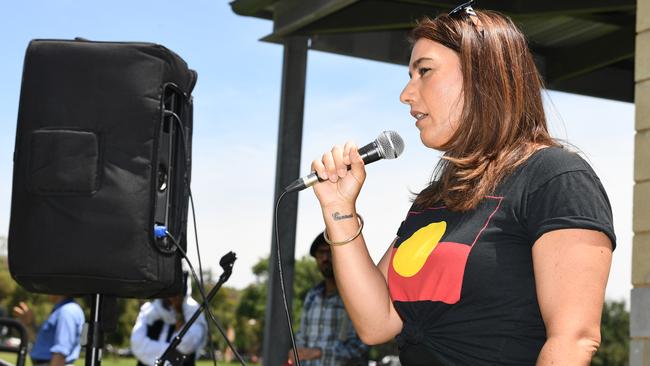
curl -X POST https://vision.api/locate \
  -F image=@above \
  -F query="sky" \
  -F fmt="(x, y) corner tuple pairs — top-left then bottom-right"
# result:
(0, 1), (635, 304)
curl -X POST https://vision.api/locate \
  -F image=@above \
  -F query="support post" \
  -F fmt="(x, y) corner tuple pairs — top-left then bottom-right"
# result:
(631, 0), (650, 364)
(262, 35), (309, 366)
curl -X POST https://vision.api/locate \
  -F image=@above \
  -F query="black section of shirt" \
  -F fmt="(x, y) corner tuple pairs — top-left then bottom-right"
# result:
(391, 147), (615, 365)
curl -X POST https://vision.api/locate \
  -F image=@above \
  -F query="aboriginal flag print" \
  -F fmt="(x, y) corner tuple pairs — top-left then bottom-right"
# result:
(388, 196), (503, 304)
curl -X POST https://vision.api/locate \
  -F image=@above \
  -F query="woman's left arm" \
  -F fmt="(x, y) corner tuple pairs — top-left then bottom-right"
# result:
(533, 228), (613, 365)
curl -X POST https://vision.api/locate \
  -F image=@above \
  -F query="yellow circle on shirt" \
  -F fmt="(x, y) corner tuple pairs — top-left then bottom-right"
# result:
(392, 221), (447, 277)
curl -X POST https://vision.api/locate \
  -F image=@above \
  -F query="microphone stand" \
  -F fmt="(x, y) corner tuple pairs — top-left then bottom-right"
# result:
(155, 252), (237, 366)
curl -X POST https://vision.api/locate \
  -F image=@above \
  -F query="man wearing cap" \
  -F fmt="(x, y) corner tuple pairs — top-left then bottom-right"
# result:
(287, 233), (368, 366)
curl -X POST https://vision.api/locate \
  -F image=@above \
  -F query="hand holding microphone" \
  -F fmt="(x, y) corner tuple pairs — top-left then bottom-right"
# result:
(285, 131), (404, 190)
(311, 141), (367, 210)
(285, 131), (404, 209)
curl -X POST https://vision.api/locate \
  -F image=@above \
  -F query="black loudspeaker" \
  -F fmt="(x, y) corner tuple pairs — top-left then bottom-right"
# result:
(8, 39), (196, 298)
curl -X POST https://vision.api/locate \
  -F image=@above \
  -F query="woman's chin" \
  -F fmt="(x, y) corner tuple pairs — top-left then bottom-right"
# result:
(420, 132), (445, 150)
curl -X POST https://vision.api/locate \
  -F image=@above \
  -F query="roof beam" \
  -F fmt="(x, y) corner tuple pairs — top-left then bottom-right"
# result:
(298, 0), (637, 35)
(575, 13), (636, 27)
(309, 29), (411, 65)
(301, 0), (444, 34)
(229, 0), (277, 17)
(545, 25), (634, 82)
(548, 65), (634, 102)
(262, 0), (636, 42)
(397, 0), (635, 16)
(273, 0), (361, 36)
(508, 0), (635, 16)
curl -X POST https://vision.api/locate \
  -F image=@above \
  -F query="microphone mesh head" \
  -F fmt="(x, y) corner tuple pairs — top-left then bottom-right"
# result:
(376, 131), (405, 159)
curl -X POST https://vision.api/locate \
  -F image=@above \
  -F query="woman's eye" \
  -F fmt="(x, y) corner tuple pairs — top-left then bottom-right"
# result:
(418, 67), (431, 77)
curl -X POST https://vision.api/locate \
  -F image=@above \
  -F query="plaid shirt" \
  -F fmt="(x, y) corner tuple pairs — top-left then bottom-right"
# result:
(295, 282), (368, 366)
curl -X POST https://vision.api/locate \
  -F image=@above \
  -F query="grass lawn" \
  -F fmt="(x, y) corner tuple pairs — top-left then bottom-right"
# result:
(0, 353), (254, 366)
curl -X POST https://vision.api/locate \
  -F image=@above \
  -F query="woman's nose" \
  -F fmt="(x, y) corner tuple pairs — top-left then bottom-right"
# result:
(400, 81), (415, 105)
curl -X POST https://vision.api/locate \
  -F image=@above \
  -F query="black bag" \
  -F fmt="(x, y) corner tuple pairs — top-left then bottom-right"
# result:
(8, 39), (196, 298)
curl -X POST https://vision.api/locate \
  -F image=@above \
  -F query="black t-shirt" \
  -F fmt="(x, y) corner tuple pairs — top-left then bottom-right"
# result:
(387, 147), (616, 365)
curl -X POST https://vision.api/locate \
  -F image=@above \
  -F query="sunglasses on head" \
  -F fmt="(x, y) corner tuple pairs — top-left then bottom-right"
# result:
(448, 0), (484, 37)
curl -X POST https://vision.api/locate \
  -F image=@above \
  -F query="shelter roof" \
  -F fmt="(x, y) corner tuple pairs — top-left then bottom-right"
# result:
(231, 0), (636, 102)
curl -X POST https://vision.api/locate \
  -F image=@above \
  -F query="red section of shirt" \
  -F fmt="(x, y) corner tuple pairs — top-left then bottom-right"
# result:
(388, 241), (471, 304)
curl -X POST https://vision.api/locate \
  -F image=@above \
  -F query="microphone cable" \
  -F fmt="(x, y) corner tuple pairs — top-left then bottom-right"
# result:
(274, 191), (302, 366)
(164, 107), (219, 366)
(166, 100), (302, 365)
(163, 107), (247, 365)
(165, 230), (247, 366)
(188, 189), (218, 366)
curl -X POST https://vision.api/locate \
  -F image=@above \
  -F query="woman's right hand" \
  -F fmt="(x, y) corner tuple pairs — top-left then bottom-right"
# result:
(310, 142), (366, 211)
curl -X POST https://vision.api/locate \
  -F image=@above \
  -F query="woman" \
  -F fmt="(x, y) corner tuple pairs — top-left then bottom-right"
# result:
(307, 3), (615, 365)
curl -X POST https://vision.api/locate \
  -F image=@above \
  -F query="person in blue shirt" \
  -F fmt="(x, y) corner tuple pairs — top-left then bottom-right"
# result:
(13, 296), (85, 366)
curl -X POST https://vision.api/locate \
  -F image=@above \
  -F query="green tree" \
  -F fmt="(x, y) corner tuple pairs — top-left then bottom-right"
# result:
(205, 285), (240, 352)
(234, 282), (265, 355)
(233, 255), (321, 356)
(0, 257), (17, 313)
(0, 256), (49, 327)
(105, 297), (142, 347)
(187, 271), (241, 358)
(591, 300), (629, 366)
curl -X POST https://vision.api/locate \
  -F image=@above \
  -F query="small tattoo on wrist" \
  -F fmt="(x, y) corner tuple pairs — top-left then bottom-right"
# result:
(332, 212), (353, 221)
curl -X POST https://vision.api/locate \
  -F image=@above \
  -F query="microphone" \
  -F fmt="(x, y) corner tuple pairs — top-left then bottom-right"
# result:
(284, 131), (405, 193)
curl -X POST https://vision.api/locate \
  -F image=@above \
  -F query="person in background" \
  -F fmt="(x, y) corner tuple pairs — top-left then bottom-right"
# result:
(130, 274), (207, 366)
(13, 296), (84, 366)
(288, 233), (368, 366)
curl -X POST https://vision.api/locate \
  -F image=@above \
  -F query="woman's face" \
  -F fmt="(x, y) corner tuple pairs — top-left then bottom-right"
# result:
(400, 38), (464, 150)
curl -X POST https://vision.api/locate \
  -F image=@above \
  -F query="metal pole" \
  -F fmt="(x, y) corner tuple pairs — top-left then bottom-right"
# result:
(262, 35), (309, 366)
(84, 294), (104, 366)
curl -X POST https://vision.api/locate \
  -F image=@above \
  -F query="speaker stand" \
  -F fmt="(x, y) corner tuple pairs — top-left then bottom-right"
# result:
(84, 294), (107, 366)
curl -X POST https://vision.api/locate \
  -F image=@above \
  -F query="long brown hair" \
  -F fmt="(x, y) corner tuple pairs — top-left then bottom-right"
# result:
(411, 10), (559, 211)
